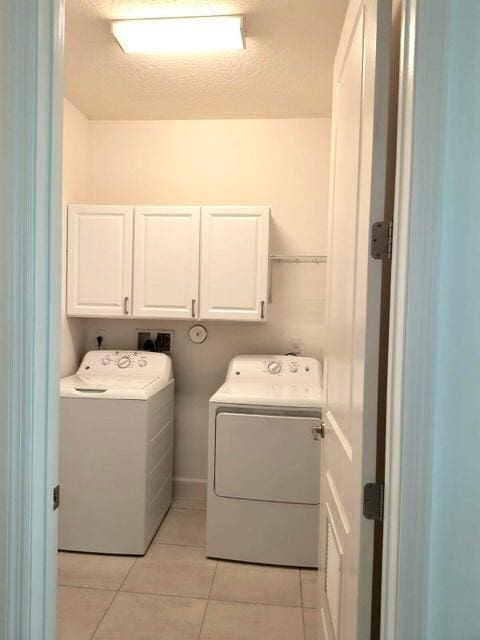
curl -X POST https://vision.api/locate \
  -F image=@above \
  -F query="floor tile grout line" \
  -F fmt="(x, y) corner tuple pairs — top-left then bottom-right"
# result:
(173, 503), (207, 511)
(209, 597), (305, 610)
(117, 556), (140, 591)
(61, 572), (310, 608)
(299, 569), (304, 608)
(61, 582), (309, 611)
(57, 584), (117, 594)
(152, 540), (206, 548)
(197, 560), (219, 640)
(58, 573), (314, 604)
(115, 587), (306, 610)
(298, 568), (307, 639)
(302, 608), (307, 640)
(119, 590), (210, 602)
(57, 583), (130, 592)
(153, 539), (307, 572)
(88, 557), (139, 640)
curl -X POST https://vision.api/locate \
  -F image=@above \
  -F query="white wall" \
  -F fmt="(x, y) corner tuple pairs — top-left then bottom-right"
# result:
(65, 117), (330, 493)
(61, 99), (89, 376)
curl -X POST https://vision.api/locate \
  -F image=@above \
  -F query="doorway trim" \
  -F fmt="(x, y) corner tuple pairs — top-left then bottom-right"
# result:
(0, 1), (64, 638)
(0, 0), (452, 637)
(381, 0), (448, 638)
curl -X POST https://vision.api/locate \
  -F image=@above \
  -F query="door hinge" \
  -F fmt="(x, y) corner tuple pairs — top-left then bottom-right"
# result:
(363, 482), (384, 522)
(53, 485), (60, 511)
(370, 221), (393, 260)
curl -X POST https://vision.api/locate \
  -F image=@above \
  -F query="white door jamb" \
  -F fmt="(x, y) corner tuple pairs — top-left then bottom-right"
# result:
(381, 0), (448, 638)
(0, 1), (64, 638)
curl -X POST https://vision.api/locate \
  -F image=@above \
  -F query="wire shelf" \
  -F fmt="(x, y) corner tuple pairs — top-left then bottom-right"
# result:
(269, 254), (327, 264)
(268, 254), (327, 302)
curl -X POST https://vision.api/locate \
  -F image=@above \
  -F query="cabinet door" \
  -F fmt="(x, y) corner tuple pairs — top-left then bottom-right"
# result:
(200, 206), (270, 321)
(67, 205), (133, 317)
(133, 206), (200, 319)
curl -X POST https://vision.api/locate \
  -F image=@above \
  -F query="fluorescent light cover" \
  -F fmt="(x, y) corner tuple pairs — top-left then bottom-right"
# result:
(111, 16), (245, 54)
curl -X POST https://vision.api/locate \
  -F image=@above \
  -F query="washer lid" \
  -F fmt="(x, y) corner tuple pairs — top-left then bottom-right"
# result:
(210, 355), (323, 408)
(60, 373), (170, 400)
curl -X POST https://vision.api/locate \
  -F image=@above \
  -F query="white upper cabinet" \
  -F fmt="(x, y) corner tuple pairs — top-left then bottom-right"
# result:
(67, 205), (133, 317)
(133, 206), (200, 319)
(199, 207), (270, 321)
(66, 204), (270, 321)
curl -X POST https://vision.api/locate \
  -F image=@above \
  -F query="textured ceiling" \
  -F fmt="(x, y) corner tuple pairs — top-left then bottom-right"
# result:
(65, 0), (348, 120)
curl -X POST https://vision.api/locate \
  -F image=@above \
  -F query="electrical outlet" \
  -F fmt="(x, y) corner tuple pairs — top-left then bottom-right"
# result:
(291, 336), (302, 355)
(136, 329), (174, 353)
(155, 332), (172, 352)
(137, 331), (152, 351)
(93, 330), (106, 350)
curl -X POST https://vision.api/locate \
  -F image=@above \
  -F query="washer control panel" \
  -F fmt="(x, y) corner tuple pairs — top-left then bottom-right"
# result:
(79, 350), (170, 376)
(99, 352), (148, 370)
(267, 361), (283, 375)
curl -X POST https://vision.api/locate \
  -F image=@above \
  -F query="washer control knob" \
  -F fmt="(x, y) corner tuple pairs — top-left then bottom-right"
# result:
(102, 357), (111, 366)
(267, 361), (282, 375)
(117, 356), (131, 369)
(138, 358), (147, 368)
(289, 362), (299, 373)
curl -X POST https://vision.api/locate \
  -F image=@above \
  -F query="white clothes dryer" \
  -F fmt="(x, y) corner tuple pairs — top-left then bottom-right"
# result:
(207, 355), (323, 568)
(59, 350), (174, 555)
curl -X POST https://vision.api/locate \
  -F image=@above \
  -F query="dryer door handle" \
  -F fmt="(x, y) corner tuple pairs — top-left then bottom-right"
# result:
(311, 424), (325, 441)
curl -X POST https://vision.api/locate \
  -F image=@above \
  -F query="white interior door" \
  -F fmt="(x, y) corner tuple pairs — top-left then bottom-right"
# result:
(67, 205), (133, 317)
(318, 0), (390, 638)
(200, 206), (270, 321)
(133, 206), (200, 319)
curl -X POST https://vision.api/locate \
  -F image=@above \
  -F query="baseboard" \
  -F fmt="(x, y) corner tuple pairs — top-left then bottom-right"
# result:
(173, 477), (207, 500)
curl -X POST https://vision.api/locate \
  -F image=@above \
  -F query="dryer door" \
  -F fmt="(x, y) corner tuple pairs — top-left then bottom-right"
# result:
(214, 412), (321, 504)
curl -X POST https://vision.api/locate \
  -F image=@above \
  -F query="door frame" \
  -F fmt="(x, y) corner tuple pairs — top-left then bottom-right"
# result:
(0, 1), (64, 638)
(381, 0), (448, 638)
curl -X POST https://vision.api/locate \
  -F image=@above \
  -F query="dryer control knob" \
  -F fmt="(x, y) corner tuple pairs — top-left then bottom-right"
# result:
(138, 358), (147, 367)
(267, 361), (282, 375)
(117, 356), (131, 369)
(102, 357), (111, 366)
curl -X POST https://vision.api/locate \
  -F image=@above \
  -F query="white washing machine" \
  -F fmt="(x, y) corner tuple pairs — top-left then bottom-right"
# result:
(59, 350), (174, 555)
(207, 355), (323, 568)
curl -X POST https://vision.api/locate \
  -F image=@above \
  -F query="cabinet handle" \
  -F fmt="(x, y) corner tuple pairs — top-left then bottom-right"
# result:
(261, 300), (265, 319)
(124, 296), (129, 315)
(191, 299), (196, 317)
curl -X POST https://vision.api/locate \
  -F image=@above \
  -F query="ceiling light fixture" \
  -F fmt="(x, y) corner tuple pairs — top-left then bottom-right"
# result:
(111, 15), (245, 54)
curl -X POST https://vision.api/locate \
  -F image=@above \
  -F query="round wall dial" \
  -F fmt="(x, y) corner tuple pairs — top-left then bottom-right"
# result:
(189, 324), (208, 344)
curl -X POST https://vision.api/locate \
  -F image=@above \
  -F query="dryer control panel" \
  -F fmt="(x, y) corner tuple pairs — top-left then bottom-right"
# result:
(226, 355), (322, 385)
(212, 354), (323, 408)
(264, 359), (305, 376)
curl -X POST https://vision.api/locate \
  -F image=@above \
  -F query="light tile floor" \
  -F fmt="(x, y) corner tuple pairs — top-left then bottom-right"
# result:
(57, 497), (318, 639)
